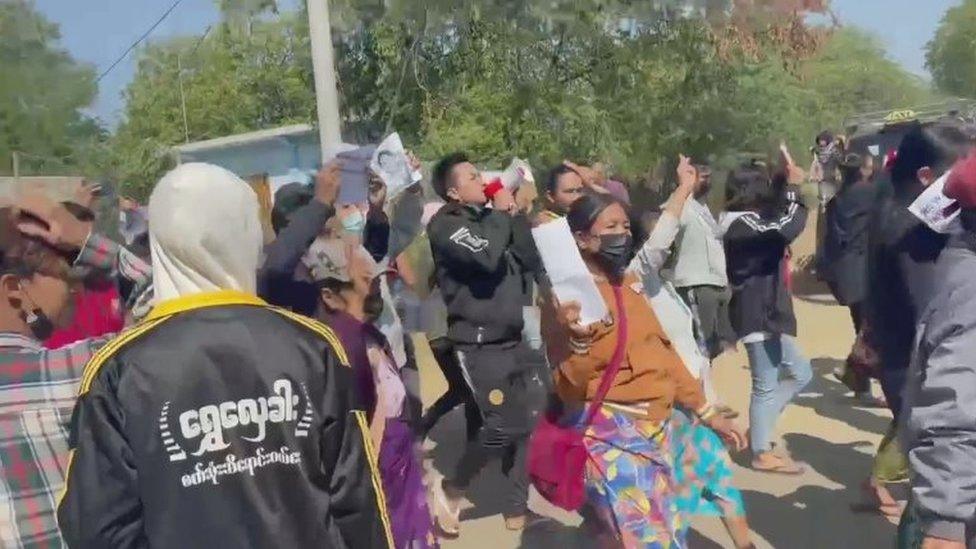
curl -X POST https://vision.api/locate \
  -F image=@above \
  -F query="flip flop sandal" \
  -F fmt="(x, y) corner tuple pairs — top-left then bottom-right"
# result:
(849, 501), (904, 519)
(751, 458), (806, 476)
(430, 476), (460, 537)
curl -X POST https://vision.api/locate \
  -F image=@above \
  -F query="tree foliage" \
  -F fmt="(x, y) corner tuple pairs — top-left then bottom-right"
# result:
(108, 0), (932, 201)
(926, 0), (976, 98)
(0, 0), (102, 175)
(110, 12), (315, 198)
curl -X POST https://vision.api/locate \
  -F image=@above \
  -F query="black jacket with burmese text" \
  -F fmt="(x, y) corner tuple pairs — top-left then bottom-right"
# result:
(57, 291), (393, 549)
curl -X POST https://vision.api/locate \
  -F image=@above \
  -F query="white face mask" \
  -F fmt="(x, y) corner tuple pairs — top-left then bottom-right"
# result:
(341, 209), (366, 236)
(909, 171), (963, 235)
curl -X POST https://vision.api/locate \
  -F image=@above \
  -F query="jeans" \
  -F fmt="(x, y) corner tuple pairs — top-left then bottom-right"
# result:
(745, 335), (813, 453)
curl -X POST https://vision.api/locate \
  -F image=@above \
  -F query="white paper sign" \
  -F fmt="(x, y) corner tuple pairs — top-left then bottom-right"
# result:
(370, 132), (421, 200)
(909, 172), (963, 234)
(531, 217), (608, 326)
(500, 158), (535, 190)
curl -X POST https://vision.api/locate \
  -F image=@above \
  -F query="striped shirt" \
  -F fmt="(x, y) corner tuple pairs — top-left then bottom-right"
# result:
(0, 234), (150, 548)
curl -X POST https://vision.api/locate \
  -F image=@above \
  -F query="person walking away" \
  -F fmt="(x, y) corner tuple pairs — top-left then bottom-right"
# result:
(426, 153), (546, 535)
(0, 192), (151, 549)
(546, 192), (744, 548)
(864, 123), (972, 515)
(811, 131), (844, 271)
(632, 157), (753, 548)
(57, 163), (392, 548)
(902, 151), (976, 549)
(307, 237), (438, 549)
(720, 162), (812, 475)
(819, 152), (882, 405)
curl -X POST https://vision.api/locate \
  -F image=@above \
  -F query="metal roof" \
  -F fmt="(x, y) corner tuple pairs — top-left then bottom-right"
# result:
(173, 124), (316, 154)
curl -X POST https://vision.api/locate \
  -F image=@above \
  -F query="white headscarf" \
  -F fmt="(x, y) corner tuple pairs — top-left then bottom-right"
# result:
(149, 163), (262, 303)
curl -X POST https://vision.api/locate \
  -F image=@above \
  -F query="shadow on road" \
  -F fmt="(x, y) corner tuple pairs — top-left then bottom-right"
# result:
(742, 422), (897, 548)
(426, 407), (516, 522)
(792, 357), (891, 436)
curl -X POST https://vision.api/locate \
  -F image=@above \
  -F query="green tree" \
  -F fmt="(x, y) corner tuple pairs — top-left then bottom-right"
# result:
(0, 0), (102, 175)
(926, 0), (976, 98)
(111, 14), (315, 198)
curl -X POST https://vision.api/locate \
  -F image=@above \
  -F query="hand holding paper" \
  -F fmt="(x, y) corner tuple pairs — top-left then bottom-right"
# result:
(531, 217), (608, 326)
(371, 132), (420, 200)
(337, 146), (376, 205)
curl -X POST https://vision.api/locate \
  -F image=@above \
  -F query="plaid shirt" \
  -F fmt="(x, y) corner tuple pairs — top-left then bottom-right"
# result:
(0, 234), (150, 548)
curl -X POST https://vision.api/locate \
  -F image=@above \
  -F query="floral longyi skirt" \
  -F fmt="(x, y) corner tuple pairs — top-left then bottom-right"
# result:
(579, 407), (683, 549)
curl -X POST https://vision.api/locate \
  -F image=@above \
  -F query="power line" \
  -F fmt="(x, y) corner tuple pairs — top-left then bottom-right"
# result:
(96, 0), (186, 84)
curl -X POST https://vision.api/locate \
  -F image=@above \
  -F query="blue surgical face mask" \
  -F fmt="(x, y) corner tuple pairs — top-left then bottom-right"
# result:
(341, 209), (366, 235)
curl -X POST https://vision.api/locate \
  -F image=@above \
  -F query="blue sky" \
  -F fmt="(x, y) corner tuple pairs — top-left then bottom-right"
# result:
(34, 0), (963, 127)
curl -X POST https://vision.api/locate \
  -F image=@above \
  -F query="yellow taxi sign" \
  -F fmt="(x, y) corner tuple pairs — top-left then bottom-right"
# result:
(885, 109), (918, 123)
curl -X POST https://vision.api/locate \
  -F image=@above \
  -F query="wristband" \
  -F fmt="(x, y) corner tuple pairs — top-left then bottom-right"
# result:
(484, 178), (504, 200)
(696, 405), (718, 422)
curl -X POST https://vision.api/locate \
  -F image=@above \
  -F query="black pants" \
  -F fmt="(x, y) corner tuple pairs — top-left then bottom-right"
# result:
(849, 302), (864, 333)
(845, 301), (870, 394)
(677, 285), (735, 359)
(421, 337), (483, 440)
(449, 341), (547, 517)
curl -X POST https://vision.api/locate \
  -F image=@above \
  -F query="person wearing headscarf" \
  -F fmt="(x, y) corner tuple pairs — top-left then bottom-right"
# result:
(57, 163), (393, 549)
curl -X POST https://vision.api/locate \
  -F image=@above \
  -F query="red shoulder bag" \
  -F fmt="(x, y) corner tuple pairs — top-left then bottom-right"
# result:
(527, 284), (628, 511)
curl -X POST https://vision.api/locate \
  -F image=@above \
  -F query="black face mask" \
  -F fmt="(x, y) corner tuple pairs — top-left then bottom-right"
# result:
(363, 290), (385, 323)
(25, 308), (55, 341)
(595, 233), (634, 277)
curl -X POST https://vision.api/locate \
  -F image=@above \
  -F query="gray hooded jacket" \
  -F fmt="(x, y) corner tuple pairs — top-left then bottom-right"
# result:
(904, 233), (976, 544)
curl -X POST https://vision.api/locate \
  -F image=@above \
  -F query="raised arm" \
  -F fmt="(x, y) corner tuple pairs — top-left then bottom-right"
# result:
(632, 155), (697, 274)
(260, 163), (339, 279)
(723, 185), (808, 246)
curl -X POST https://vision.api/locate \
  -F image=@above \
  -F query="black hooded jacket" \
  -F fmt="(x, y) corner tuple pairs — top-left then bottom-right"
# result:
(866, 190), (948, 374)
(428, 203), (542, 346)
(722, 186), (809, 338)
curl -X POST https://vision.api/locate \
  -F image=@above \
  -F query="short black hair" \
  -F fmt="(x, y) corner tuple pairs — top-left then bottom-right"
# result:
(816, 131), (834, 145)
(891, 122), (972, 194)
(432, 152), (470, 201)
(271, 182), (314, 234)
(545, 164), (580, 194)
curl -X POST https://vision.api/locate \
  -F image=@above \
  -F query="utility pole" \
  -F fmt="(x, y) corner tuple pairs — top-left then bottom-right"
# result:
(12, 151), (19, 183)
(178, 55), (190, 143)
(306, 0), (342, 157)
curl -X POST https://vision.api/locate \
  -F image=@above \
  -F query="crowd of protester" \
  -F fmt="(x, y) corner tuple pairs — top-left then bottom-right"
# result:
(2, 117), (976, 549)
